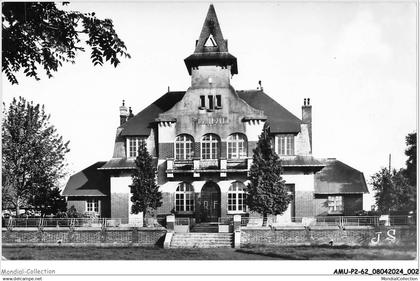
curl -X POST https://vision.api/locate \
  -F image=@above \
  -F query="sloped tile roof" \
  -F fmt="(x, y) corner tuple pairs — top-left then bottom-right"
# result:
(120, 91), (185, 136)
(98, 158), (137, 170)
(62, 162), (109, 197)
(120, 90), (302, 136)
(98, 157), (158, 171)
(314, 160), (369, 194)
(237, 90), (302, 133)
(280, 156), (325, 167)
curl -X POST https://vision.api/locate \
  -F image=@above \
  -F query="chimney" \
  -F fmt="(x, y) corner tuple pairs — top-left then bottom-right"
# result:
(302, 98), (312, 151)
(128, 107), (134, 119)
(119, 100), (129, 126)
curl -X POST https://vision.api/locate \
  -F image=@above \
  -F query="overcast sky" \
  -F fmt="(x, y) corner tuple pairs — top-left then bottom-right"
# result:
(2, 2), (417, 209)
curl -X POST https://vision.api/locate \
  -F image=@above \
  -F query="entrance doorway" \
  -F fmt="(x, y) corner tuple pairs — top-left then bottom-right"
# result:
(200, 182), (221, 222)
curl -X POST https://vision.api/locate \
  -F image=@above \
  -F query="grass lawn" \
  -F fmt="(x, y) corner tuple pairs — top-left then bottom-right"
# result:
(2, 245), (416, 260)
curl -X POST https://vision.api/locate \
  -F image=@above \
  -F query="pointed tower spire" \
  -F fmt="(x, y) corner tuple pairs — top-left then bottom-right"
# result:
(184, 4), (238, 76)
(194, 4), (227, 53)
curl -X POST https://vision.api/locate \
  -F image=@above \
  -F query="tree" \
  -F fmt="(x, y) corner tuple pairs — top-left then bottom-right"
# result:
(2, 2), (131, 85)
(246, 123), (292, 226)
(403, 132), (416, 186)
(371, 132), (417, 215)
(130, 142), (162, 226)
(2, 97), (70, 215)
(28, 186), (67, 215)
(371, 168), (416, 215)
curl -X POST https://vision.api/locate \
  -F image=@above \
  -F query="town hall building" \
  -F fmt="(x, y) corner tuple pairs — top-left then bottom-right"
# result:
(63, 5), (368, 224)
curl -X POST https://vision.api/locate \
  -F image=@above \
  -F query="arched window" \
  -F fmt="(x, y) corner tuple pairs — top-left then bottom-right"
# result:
(227, 133), (247, 159)
(175, 134), (194, 160)
(175, 183), (195, 212)
(228, 182), (247, 212)
(201, 134), (219, 159)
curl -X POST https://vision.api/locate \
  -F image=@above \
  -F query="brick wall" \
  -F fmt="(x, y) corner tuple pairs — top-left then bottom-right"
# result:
(2, 227), (167, 246)
(156, 192), (175, 215)
(194, 142), (200, 158)
(220, 141), (227, 158)
(240, 225), (416, 247)
(343, 194), (363, 216)
(313, 194), (364, 216)
(67, 197), (110, 218)
(159, 143), (174, 159)
(66, 199), (86, 214)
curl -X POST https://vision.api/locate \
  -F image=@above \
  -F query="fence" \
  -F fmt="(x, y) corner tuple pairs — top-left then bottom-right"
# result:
(175, 217), (195, 226)
(240, 215), (416, 227)
(2, 217), (166, 229)
(218, 217), (233, 225)
(3, 215), (415, 229)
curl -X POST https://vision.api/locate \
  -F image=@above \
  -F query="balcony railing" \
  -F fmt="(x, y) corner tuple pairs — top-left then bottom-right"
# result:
(167, 158), (252, 177)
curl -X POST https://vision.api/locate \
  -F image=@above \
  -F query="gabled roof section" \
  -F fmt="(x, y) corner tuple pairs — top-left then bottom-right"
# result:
(119, 90), (304, 136)
(314, 160), (369, 194)
(120, 91), (185, 136)
(63, 162), (109, 197)
(237, 90), (302, 133)
(195, 4), (227, 53)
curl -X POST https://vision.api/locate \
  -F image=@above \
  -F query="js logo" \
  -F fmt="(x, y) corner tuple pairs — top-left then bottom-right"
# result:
(371, 229), (396, 245)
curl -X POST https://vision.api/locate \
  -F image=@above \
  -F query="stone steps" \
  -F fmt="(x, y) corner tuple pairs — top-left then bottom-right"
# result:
(190, 223), (219, 233)
(170, 233), (233, 248)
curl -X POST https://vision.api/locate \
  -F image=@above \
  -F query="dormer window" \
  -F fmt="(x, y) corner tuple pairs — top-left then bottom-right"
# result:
(275, 134), (295, 156)
(127, 137), (146, 158)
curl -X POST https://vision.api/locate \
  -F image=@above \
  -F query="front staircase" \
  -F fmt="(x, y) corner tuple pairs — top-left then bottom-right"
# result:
(190, 223), (218, 233)
(170, 232), (233, 248)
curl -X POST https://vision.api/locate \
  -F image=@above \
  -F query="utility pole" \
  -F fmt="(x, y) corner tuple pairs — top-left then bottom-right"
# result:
(388, 153), (391, 172)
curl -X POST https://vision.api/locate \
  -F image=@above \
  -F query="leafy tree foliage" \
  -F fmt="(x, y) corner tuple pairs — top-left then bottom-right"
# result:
(371, 168), (415, 215)
(404, 132), (416, 186)
(246, 123), (292, 225)
(130, 142), (162, 226)
(371, 132), (417, 215)
(2, 2), (131, 84)
(28, 186), (67, 215)
(2, 97), (70, 215)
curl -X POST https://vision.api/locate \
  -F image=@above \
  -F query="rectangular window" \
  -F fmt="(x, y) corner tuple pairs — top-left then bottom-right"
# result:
(127, 137), (146, 158)
(216, 95), (222, 108)
(211, 142), (217, 159)
(86, 199), (99, 214)
(238, 193), (244, 211)
(277, 135), (295, 156)
(228, 193), (237, 211)
(185, 193), (194, 211)
(227, 142), (235, 159)
(328, 196), (344, 213)
(176, 194), (184, 211)
(200, 95), (206, 108)
(208, 95), (214, 110)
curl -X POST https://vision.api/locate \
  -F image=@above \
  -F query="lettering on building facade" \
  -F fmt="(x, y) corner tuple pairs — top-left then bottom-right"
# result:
(193, 117), (229, 126)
